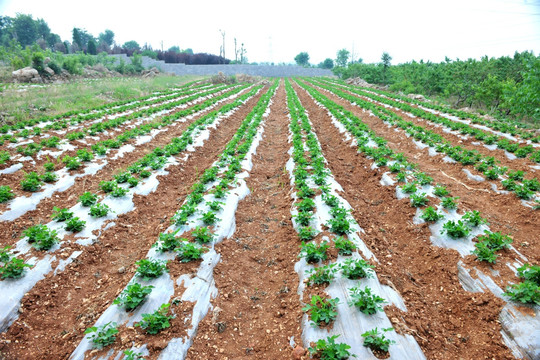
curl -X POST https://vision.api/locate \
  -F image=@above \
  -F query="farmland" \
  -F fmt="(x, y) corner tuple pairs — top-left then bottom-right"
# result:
(0, 77), (538, 360)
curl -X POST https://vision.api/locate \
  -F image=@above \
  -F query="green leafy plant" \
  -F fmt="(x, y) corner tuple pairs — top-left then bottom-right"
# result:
(140, 170), (152, 178)
(327, 207), (353, 234)
(192, 226), (213, 244)
(441, 220), (470, 239)
(400, 182), (417, 194)
(111, 185), (129, 198)
(362, 327), (395, 353)
(302, 295), (339, 327)
(114, 172), (131, 183)
(523, 178), (540, 191)
(433, 184), (450, 197)
(508, 170), (525, 181)
(502, 179), (517, 191)
(114, 283), (154, 311)
(306, 264), (337, 286)
(42, 172), (58, 183)
(136, 303), (174, 334)
(65, 217), (86, 232)
(323, 193), (340, 208)
(472, 241), (498, 263)
(298, 226), (316, 241)
(0, 245), (10, 263)
(514, 185), (534, 200)
(299, 241), (329, 263)
(89, 203), (111, 217)
(0, 257), (32, 279)
(51, 206), (74, 222)
(294, 210), (313, 226)
(207, 201), (224, 212)
(176, 242), (207, 262)
(127, 176), (139, 187)
(43, 161), (55, 172)
(420, 206), (444, 222)
(77, 149), (94, 162)
(63, 155), (81, 170)
(297, 198), (315, 212)
(348, 286), (386, 315)
(84, 322), (118, 349)
(504, 281), (540, 305)
(154, 233), (181, 252)
(80, 192), (98, 206)
(123, 350), (145, 360)
(21, 172), (43, 192)
(410, 192), (428, 207)
(22, 224), (59, 250)
(441, 197), (459, 210)
(100, 180), (117, 193)
(334, 236), (356, 255)
(200, 210), (218, 225)
(517, 263), (540, 285)
(0, 185), (15, 203)
(476, 231), (513, 251)
(308, 335), (351, 360)
(340, 258), (374, 280)
(135, 259), (168, 281)
(462, 210), (488, 227)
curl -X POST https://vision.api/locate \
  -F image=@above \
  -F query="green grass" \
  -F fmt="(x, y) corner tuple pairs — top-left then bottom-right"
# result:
(0, 75), (204, 125)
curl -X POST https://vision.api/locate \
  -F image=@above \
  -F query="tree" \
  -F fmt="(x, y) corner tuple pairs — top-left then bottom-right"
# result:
(294, 52), (309, 66)
(168, 45), (181, 53)
(12, 14), (38, 47)
(321, 58), (334, 69)
(87, 39), (97, 55)
(72, 28), (93, 51)
(123, 40), (140, 51)
(381, 52), (392, 84)
(98, 29), (115, 46)
(336, 49), (350, 67)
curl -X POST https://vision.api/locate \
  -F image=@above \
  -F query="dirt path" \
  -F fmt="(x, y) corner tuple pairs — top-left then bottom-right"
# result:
(292, 81), (516, 360)
(0, 86), (267, 360)
(187, 83), (304, 359)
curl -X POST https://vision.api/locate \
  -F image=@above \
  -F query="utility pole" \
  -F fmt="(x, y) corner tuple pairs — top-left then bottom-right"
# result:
(234, 37), (238, 62)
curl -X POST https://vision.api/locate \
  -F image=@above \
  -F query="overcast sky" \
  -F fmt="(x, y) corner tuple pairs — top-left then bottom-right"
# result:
(1, 0), (539, 64)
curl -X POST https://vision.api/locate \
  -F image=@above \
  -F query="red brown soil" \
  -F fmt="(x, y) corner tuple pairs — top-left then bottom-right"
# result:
(187, 83), (304, 359)
(292, 80), (519, 360)
(0, 85), (267, 359)
(0, 85), (256, 248)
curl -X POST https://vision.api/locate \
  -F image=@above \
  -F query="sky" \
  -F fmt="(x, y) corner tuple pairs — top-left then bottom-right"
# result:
(1, 0), (539, 65)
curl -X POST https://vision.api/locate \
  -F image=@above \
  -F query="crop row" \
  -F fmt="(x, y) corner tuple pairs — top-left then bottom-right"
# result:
(306, 80), (540, 207)
(285, 79), (425, 359)
(324, 78), (539, 143)
(296, 79), (539, 358)
(3, 83), (234, 163)
(0, 80), (207, 142)
(70, 79), (279, 359)
(322, 79), (540, 163)
(0, 84), (253, 218)
(0, 83), (266, 334)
